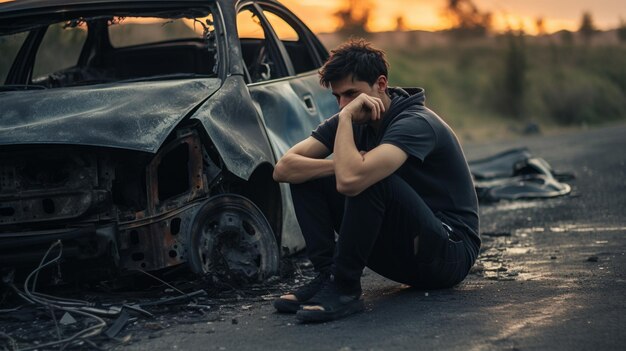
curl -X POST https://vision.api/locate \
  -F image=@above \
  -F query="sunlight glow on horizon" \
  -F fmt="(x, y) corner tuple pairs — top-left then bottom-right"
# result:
(282, 0), (623, 35)
(0, 0), (622, 35)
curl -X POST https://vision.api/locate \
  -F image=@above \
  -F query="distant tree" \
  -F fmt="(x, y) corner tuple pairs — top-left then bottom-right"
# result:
(395, 16), (407, 32)
(444, 0), (492, 38)
(497, 30), (527, 119)
(334, 0), (372, 36)
(535, 17), (546, 36)
(618, 18), (626, 43)
(560, 30), (574, 45)
(578, 11), (597, 43)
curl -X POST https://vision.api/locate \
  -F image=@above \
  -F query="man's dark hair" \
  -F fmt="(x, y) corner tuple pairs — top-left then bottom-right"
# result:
(319, 38), (389, 88)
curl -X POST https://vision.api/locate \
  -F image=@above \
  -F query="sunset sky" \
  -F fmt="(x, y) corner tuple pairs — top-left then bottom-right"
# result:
(0, 0), (623, 35)
(281, 0), (626, 34)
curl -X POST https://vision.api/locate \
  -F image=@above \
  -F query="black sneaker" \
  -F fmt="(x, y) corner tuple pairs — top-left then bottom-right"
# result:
(273, 271), (330, 313)
(295, 278), (364, 323)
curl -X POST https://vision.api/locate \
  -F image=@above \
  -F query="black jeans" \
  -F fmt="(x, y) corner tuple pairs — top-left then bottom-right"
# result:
(290, 174), (477, 289)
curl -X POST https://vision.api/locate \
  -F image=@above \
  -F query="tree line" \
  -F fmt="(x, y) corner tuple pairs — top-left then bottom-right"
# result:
(333, 0), (626, 42)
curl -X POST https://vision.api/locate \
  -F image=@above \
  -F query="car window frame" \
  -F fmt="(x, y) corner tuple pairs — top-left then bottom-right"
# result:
(236, 1), (292, 84)
(31, 22), (89, 81)
(255, 1), (327, 75)
(4, 2), (226, 86)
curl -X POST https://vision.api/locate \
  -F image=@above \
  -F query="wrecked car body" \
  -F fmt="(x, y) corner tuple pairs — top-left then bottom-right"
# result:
(0, 0), (336, 282)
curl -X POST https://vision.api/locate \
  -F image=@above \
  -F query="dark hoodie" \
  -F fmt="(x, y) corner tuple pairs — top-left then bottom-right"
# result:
(311, 87), (480, 255)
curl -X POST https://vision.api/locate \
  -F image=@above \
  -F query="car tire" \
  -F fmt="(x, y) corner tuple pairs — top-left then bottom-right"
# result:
(187, 194), (279, 282)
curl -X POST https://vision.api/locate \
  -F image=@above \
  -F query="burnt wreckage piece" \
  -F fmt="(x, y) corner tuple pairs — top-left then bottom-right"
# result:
(469, 148), (574, 202)
(0, 127), (278, 283)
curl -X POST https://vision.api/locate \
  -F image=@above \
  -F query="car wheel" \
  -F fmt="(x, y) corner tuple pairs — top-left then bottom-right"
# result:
(187, 194), (279, 282)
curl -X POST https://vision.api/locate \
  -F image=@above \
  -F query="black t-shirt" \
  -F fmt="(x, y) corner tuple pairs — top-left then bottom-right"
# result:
(312, 87), (480, 252)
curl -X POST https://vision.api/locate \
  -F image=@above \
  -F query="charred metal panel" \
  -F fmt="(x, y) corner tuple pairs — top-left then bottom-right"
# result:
(0, 145), (126, 266)
(117, 205), (200, 271)
(0, 129), (215, 272)
(116, 129), (213, 271)
(192, 75), (275, 180)
(0, 148), (112, 225)
(0, 79), (221, 153)
(0, 223), (118, 268)
(146, 129), (208, 215)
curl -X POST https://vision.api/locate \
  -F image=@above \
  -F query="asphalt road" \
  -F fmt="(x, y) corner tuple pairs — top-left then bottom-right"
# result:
(114, 122), (625, 350)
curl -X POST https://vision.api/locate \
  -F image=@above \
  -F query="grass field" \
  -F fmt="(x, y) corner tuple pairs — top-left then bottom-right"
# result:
(367, 35), (626, 141)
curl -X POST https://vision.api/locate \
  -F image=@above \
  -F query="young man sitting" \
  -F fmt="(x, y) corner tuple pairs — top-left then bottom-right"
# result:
(272, 39), (480, 323)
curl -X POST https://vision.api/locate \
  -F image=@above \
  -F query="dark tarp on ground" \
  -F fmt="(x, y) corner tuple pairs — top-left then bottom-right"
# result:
(468, 148), (574, 202)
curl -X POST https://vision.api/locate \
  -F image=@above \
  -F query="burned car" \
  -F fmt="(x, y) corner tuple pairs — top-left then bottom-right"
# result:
(0, 0), (337, 282)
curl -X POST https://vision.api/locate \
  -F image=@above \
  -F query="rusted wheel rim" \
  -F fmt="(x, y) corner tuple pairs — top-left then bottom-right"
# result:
(189, 195), (278, 282)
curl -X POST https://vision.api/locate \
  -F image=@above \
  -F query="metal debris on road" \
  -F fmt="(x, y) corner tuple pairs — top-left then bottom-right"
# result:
(59, 312), (77, 326)
(0, 245), (316, 350)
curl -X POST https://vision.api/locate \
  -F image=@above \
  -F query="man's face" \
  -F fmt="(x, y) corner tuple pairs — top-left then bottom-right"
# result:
(330, 75), (384, 110)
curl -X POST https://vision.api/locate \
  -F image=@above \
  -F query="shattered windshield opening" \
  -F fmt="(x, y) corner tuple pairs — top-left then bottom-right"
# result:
(0, 8), (219, 90)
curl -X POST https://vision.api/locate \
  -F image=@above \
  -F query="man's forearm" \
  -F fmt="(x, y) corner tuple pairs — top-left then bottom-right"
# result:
(333, 112), (364, 192)
(273, 153), (334, 184)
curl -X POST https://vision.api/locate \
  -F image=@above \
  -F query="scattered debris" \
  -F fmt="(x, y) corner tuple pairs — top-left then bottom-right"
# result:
(471, 231), (526, 282)
(138, 290), (208, 308)
(0, 244), (315, 350)
(482, 232), (512, 237)
(104, 310), (131, 339)
(59, 312), (77, 326)
(144, 322), (166, 331)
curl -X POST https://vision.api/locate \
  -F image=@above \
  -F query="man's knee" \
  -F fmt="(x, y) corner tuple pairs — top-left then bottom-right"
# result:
(345, 174), (400, 203)
(290, 176), (333, 201)
(291, 175), (335, 191)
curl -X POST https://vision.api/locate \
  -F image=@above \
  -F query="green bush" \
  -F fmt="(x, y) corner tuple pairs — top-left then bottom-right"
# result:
(384, 39), (626, 128)
(540, 69), (626, 125)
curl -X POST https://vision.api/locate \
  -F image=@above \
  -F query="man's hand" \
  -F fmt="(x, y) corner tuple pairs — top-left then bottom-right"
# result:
(339, 93), (386, 124)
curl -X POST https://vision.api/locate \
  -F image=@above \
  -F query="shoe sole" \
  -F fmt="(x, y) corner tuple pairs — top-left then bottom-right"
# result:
(273, 298), (301, 314)
(295, 299), (365, 323)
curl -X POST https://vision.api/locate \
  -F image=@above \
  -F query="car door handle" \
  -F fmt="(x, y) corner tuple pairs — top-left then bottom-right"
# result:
(302, 95), (317, 115)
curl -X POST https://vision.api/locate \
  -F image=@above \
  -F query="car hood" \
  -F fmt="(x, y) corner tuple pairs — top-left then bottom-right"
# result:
(0, 78), (221, 153)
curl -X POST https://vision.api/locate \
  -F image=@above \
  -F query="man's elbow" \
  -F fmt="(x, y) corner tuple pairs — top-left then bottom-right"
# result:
(273, 160), (287, 182)
(336, 177), (364, 197)
(274, 154), (298, 183)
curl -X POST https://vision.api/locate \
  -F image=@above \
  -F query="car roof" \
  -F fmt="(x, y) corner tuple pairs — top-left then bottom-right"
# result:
(0, 0), (240, 35)
(0, 0), (284, 35)
(0, 0), (219, 14)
